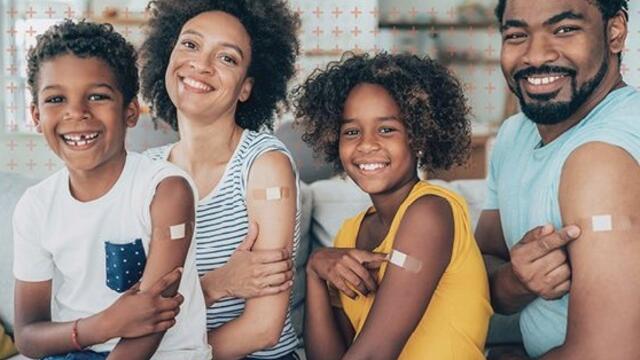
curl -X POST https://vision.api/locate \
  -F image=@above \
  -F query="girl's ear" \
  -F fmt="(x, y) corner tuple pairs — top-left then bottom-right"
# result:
(239, 77), (254, 103)
(30, 103), (42, 133)
(125, 98), (141, 128)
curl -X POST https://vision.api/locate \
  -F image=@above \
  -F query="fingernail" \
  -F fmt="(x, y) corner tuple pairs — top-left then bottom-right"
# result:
(567, 226), (580, 238)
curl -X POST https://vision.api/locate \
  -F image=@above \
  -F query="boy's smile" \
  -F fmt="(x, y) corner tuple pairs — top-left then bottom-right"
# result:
(31, 54), (139, 177)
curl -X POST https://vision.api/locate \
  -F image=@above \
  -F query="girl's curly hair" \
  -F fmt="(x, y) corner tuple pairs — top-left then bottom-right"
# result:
(140, 0), (300, 131)
(293, 52), (471, 174)
(27, 19), (138, 105)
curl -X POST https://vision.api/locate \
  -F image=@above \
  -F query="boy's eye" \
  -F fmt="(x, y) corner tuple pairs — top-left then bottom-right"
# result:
(88, 94), (111, 101)
(44, 96), (64, 104)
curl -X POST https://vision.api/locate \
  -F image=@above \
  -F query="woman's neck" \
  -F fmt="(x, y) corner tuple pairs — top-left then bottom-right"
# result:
(171, 113), (244, 172)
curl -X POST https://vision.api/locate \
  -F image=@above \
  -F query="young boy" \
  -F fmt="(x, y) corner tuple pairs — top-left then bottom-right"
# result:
(12, 20), (211, 360)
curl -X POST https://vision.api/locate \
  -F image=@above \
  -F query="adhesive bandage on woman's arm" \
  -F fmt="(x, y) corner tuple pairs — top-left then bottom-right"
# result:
(251, 186), (291, 201)
(386, 249), (423, 273)
(153, 221), (195, 241)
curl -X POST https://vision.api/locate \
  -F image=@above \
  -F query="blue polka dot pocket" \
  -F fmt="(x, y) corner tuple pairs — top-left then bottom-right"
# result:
(105, 239), (147, 293)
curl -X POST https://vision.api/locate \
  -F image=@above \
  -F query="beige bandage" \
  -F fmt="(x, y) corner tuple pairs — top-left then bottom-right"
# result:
(387, 249), (423, 273)
(153, 221), (194, 241)
(251, 186), (290, 201)
(575, 214), (638, 233)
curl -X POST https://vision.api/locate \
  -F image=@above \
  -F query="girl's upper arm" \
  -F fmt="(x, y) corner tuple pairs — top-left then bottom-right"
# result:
(345, 195), (454, 359)
(140, 176), (195, 295)
(242, 150), (297, 332)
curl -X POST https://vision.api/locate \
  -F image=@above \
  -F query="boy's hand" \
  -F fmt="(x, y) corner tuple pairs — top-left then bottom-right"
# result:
(103, 267), (184, 339)
(307, 248), (387, 299)
(201, 222), (294, 305)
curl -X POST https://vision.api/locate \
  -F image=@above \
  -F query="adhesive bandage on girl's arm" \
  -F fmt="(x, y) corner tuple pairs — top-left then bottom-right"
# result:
(574, 214), (639, 233)
(386, 249), (423, 273)
(251, 186), (291, 201)
(153, 221), (195, 241)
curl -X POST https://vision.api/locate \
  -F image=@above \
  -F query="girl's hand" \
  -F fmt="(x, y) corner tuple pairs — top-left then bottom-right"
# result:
(307, 248), (387, 299)
(103, 267), (184, 339)
(200, 222), (294, 305)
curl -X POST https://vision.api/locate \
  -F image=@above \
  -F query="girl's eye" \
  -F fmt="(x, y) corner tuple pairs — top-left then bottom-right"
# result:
(44, 96), (64, 104)
(379, 127), (395, 134)
(88, 94), (110, 101)
(342, 128), (359, 137)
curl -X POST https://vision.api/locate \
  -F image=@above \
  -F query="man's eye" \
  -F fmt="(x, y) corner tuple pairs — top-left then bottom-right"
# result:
(503, 32), (526, 42)
(556, 26), (579, 35)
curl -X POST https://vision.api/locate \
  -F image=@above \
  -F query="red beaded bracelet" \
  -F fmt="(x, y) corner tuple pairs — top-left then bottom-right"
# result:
(71, 319), (83, 351)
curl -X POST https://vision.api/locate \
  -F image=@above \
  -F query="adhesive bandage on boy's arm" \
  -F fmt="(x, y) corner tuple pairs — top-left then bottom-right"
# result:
(153, 221), (195, 240)
(574, 214), (639, 233)
(386, 249), (423, 273)
(251, 186), (291, 201)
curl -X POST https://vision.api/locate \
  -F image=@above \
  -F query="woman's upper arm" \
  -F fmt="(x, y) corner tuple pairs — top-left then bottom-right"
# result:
(345, 195), (454, 359)
(140, 176), (195, 294)
(242, 150), (297, 329)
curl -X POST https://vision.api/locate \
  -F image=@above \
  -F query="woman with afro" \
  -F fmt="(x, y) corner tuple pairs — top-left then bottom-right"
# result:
(140, 1), (301, 359)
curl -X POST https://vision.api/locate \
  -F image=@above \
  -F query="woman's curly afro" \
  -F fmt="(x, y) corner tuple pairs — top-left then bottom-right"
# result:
(140, 0), (300, 131)
(293, 52), (471, 174)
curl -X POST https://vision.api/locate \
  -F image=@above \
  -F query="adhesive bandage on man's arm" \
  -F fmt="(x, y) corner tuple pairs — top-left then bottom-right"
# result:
(574, 214), (639, 234)
(251, 186), (291, 201)
(153, 221), (195, 241)
(386, 249), (423, 273)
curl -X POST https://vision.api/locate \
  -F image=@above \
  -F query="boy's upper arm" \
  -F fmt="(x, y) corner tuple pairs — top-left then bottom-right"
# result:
(13, 191), (53, 282)
(242, 150), (297, 326)
(346, 195), (454, 359)
(140, 175), (195, 294)
(558, 142), (640, 357)
(14, 280), (52, 331)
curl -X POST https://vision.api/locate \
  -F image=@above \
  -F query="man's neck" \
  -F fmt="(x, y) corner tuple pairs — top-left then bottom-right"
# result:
(537, 72), (625, 145)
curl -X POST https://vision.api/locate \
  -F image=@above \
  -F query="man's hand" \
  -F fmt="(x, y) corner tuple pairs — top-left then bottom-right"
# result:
(102, 267), (184, 339)
(201, 222), (294, 305)
(510, 224), (580, 300)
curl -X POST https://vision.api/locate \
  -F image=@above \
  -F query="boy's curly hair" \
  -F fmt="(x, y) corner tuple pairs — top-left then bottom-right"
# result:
(27, 19), (138, 105)
(140, 0), (300, 132)
(293, 52), (471, 174)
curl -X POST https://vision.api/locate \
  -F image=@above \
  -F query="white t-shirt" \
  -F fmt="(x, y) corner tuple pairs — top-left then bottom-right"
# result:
(13, 152), (211, 360)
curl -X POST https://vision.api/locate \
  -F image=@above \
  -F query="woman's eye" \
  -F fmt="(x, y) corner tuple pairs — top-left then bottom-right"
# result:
(44, 96), (64, 104)
(220, 54), (238, 65)
(181, 40), (197, 49)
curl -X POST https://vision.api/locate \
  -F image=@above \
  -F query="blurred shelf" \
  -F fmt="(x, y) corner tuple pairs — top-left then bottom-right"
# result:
(303, 49), (344, 57)
(379, 20), (497, 31)
(90, 15), (147, 26)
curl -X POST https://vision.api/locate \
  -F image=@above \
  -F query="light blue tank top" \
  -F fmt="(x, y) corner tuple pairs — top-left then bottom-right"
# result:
(485, 86), (640, 357)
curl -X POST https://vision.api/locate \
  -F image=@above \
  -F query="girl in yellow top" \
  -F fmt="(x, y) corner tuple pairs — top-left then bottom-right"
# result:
(294, 52), (492, 360)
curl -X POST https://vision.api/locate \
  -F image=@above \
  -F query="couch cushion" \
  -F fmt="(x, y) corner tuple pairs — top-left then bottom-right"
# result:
(0, 172), (37, 334)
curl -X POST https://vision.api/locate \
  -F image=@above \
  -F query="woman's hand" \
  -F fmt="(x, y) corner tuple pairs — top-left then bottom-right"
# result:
(200, 222), (294, 306)
(307, 248), (387, 299)
(102, 267), (184, 339)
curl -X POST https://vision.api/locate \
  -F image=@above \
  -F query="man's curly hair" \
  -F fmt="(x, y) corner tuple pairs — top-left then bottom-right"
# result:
(495, 0), (629, 23)
(27, 19), (138, 105)
(293, 52), (471, 174)
(140, 0), (300, 132)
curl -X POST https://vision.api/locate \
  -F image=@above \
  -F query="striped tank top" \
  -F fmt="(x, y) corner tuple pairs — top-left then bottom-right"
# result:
(145, 130), (300, 358)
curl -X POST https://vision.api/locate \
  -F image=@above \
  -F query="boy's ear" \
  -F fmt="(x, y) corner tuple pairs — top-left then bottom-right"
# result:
(238, 77), (254, 103)
(125, 98), (141, 128)
(30, 103), (42, 133)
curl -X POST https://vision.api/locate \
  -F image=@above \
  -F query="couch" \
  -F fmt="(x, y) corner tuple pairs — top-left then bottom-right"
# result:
(0, 169), (521, 360)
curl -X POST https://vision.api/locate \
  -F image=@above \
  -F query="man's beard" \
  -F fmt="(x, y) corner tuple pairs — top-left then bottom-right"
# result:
(509, 57), (608, 125)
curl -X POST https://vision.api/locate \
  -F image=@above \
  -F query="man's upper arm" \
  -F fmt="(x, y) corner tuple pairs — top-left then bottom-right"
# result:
(558, 142), (640, 358)
(475, 209), (509, 259)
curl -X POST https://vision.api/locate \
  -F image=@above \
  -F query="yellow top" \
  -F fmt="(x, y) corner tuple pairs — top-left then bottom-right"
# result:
(335, 181), (492, 359)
